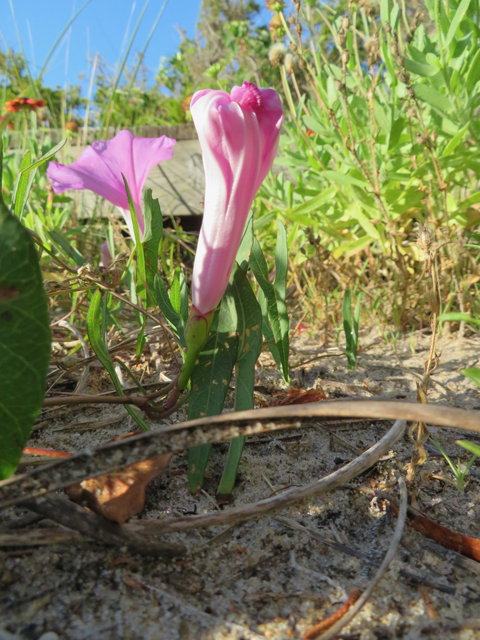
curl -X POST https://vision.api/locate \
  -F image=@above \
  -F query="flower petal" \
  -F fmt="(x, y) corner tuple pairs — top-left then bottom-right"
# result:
(132, 135), (176, 195)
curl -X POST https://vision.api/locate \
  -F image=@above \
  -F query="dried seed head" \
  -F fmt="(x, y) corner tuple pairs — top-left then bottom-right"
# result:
(269, 43), (286, 68)
(289, 41), (298, 53)
(359, 0), (374, 14)
(364, 37), (377, 54)
(407, 105), (416, 119)
(416, 224), (433, 256)
(341, 49), (350, 65)
(335, 79), (345, 92)
(398, 71), (409, 84)
(407, 86), (416, 99)
(298, 57), (307, 72)
(284, 53), (298, 74)
(342, 15), (350, 30)
(337, 28), (347, 47)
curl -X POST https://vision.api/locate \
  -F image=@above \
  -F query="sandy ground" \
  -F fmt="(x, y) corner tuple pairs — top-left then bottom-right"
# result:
(1, 329), (480, 640)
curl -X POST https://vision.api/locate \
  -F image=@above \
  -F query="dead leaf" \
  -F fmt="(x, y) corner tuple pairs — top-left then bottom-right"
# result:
(271, 387), (326, 406)
(66, 431), (173, 524)
(391, 504), (480, 563)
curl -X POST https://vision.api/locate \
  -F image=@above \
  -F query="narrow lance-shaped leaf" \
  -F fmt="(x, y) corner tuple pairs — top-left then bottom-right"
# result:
(142, 189), (163, 304)
(187, 281), (239, 493)
(217, 265), (262, 497)
(250, 221), (290, 383)
(154, 274), (186, 348)
(0, 141), (51, 479)
(87, 289), (150, 432)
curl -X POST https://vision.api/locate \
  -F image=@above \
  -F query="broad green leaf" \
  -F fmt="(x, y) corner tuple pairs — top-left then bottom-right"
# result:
(290, 187), (336, 215)
(388, 117), (406, 150)
(454, 191), (480, 210)
(154, 274), (186, 348)
(380, 0), (391, 27)
(333, 235), (374, 258)
(466, 49), (480, 92)
(217, 265), (262, 496)
(412, 84), (453, 113)
(404, 58), (439, 77)
(445, 0), (471, 46)
(87, 289), (150, 432)
(323, 170), (367, 188)
(142, 189), (163, 301)
(0, 193), (51, 479)
(188, 282), (239, 493)
(461, 367), (480, 389)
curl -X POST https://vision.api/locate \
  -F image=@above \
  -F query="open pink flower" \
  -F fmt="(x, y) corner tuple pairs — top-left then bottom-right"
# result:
(190, 82), (283, 316)
(47, 130), (176, 241)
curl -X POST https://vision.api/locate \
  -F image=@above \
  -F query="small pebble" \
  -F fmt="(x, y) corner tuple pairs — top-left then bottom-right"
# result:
(38, 633), (59, 640)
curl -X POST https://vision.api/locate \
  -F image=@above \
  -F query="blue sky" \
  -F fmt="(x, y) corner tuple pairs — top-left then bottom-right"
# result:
(0, 0), (201, 90)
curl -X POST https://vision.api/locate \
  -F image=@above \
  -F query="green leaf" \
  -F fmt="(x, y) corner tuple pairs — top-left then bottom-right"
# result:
(388, 117), (406, 150)
(142, 189), (163, 302)
(250, 225), (290, 384)
(0, 196), (51, 479)
(217, 265), (262, 496)
(12, 151), (31, 218)
(343, 290), (361, 371)
(380, 0), (391, 27)
(154, 274), (186, 348)
(442, 124), (469, 156)
(404, 57), (439, 77)
(466, 49), (480, 92)
(18, 138), (67, 174)
(48, 230), (86, 266)
(412, 84), (453, 113)
(438, 312), (480, 326)
(457, 440), (480, 457)
(323, 170), (367, 188)
(445, 0), (471, 47)
(235, 213), (254, 272)
(291, 187), (337, 216)
(461, 367), (480, 388)
(187, 282), (239, 493)
(122, 174), (146, 302)
(87, 289), (150, 432)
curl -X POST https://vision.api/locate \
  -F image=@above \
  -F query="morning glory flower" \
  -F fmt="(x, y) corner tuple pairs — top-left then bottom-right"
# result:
(47, 130), (176, 241)
(189, 81), (283, 316)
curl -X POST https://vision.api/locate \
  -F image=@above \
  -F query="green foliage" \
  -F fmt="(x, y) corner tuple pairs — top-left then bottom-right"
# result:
(87, 289), (150, 432)
(430, 437), (478, 491)
(0, 142), (51, 479)
(251, 221), (290, 384)
(257, 0), (480, 326)
(342, 290), (361, 370)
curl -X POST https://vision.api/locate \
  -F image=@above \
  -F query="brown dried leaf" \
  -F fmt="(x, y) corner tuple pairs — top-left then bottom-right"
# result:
(66, 432), (173, 524)
(391, 504), (480, 563)
(271, 387), (326, 406)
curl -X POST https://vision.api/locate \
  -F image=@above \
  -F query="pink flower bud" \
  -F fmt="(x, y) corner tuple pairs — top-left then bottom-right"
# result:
(190, 82), (283, 316)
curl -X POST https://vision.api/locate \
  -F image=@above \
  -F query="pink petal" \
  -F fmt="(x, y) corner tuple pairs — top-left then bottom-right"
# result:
(190, 82), (283, 315)
(47, 130), (176, 215)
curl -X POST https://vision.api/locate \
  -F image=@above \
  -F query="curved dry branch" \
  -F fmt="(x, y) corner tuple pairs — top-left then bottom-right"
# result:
(1, 400), (479, 512)
(128, 419), (406, 534)
(317, 477), (408, 640)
